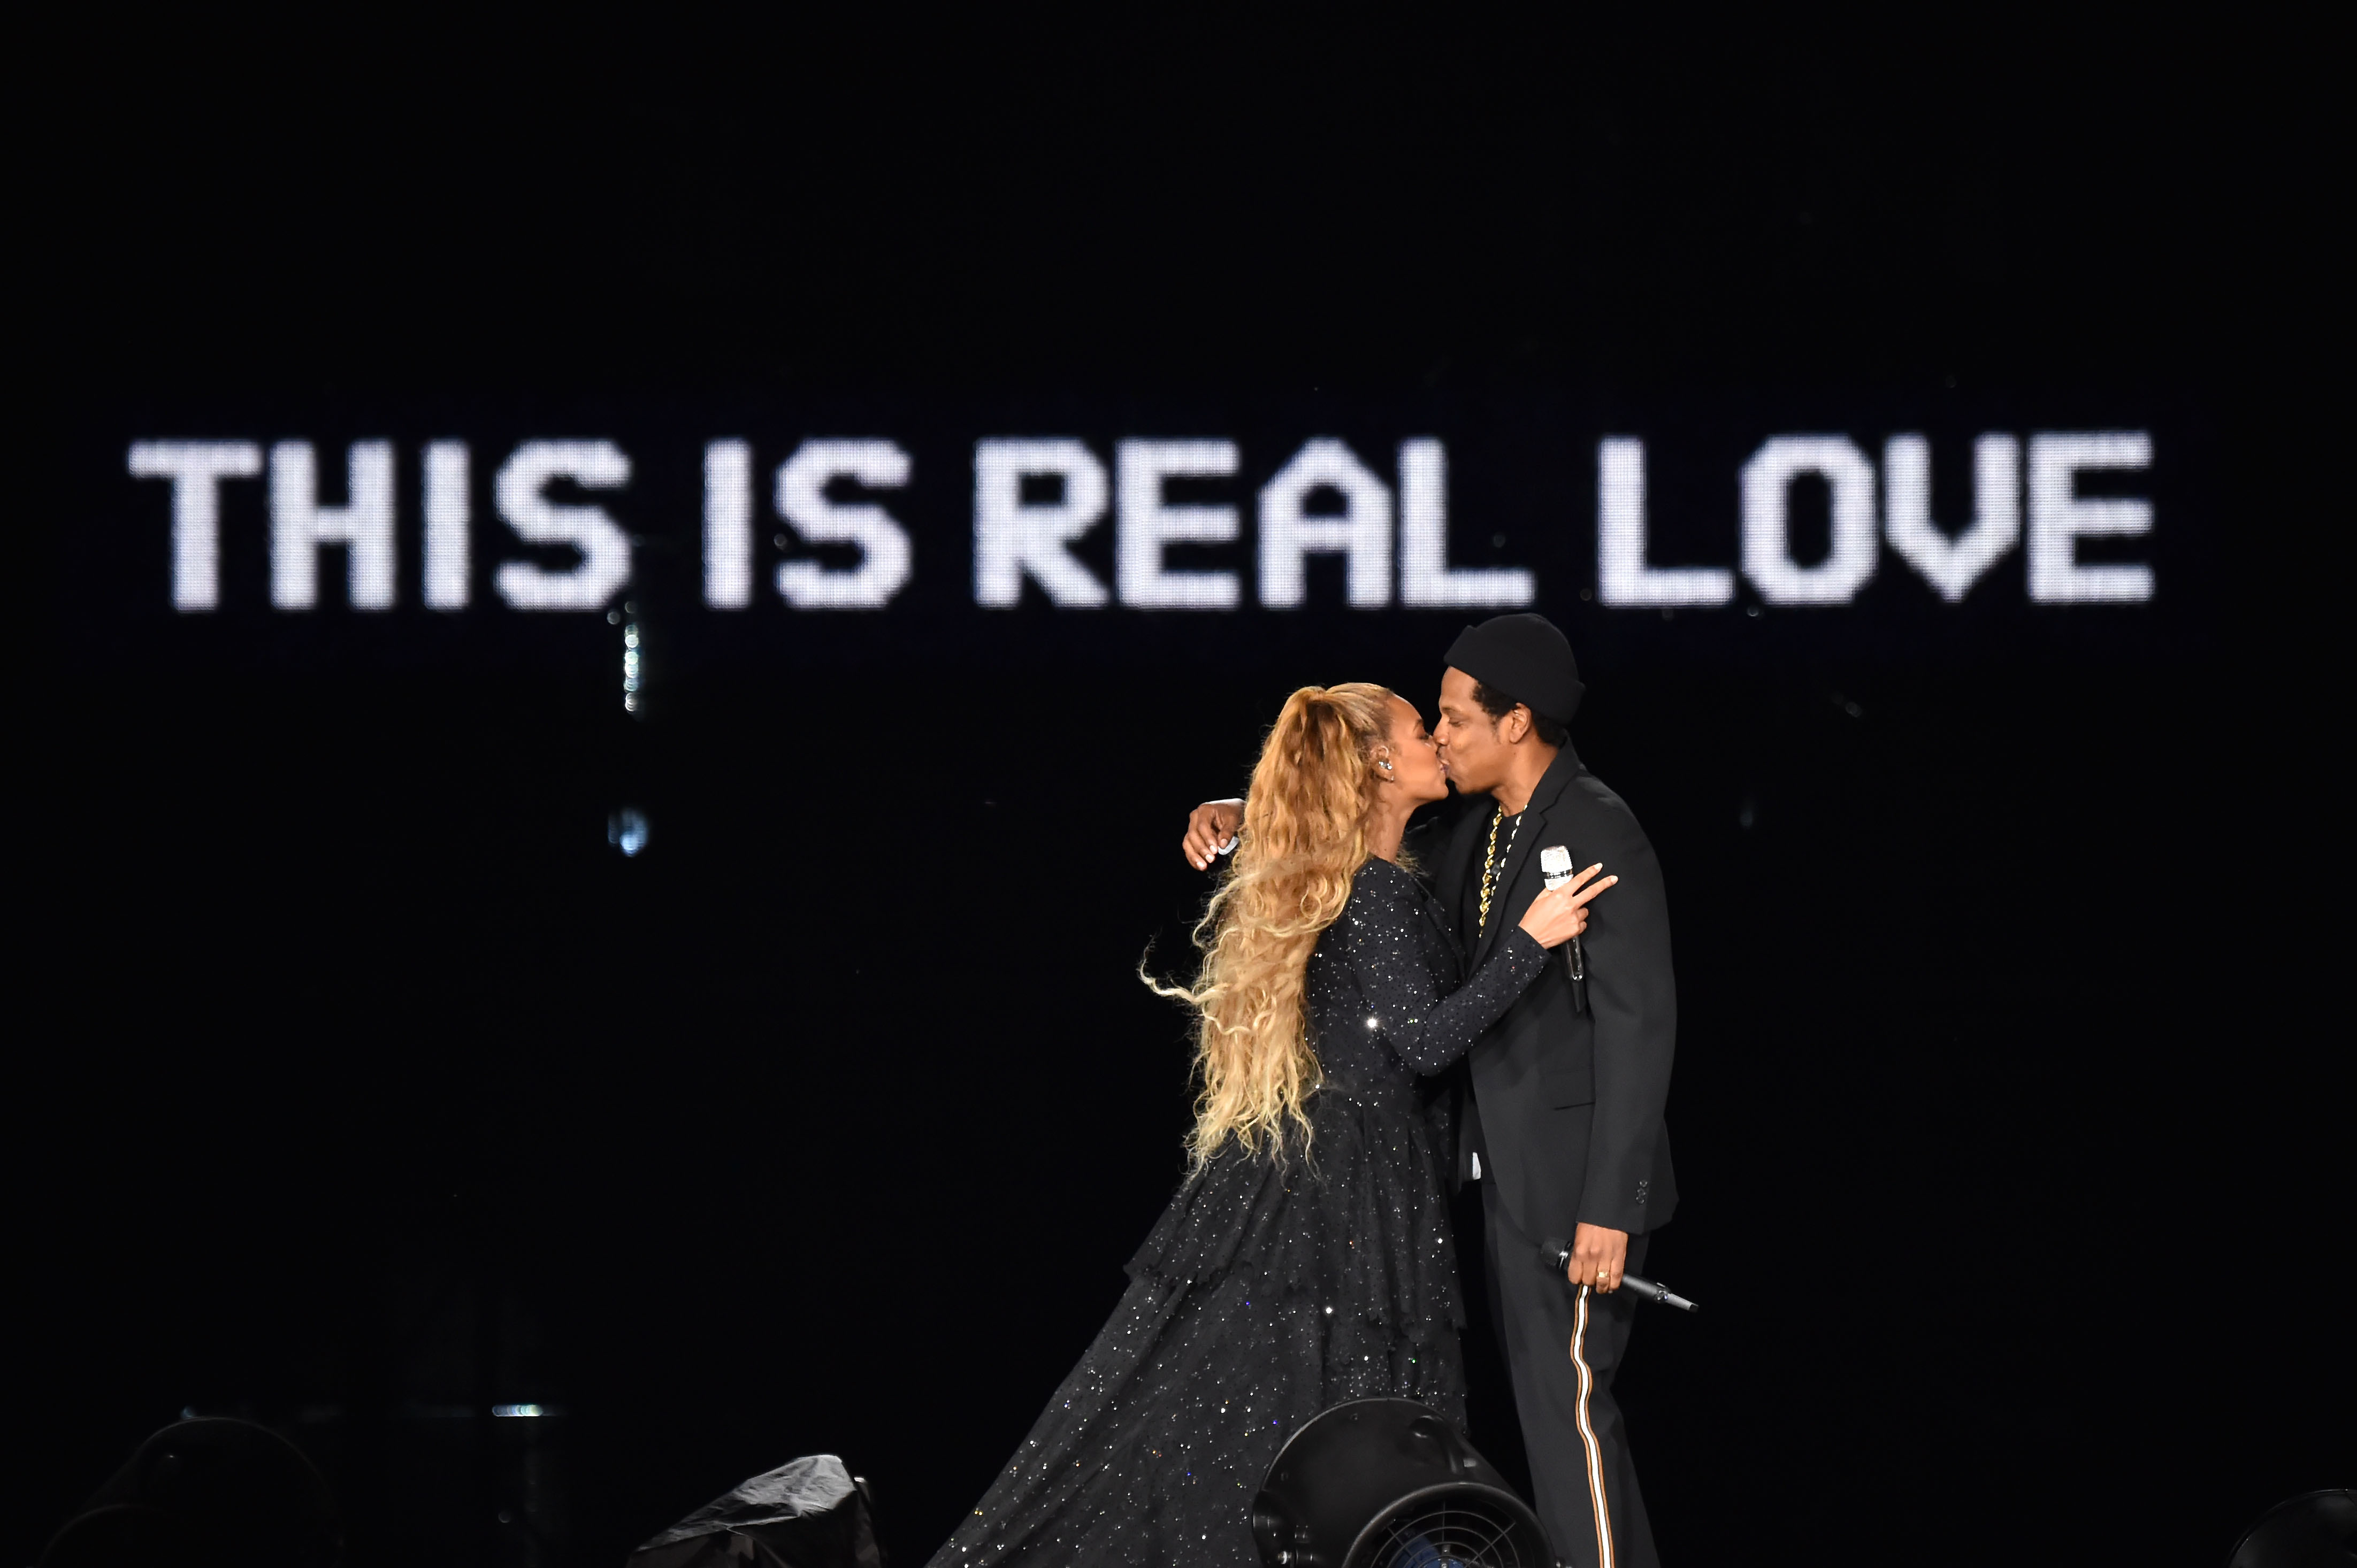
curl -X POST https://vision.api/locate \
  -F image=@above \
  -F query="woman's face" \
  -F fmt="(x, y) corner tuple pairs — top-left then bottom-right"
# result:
(1381, 695), (1450, 805)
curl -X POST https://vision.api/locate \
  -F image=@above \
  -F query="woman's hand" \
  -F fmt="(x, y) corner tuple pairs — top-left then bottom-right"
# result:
(1516, 864), (1616, 948)
(1182, 799), (1245, 870)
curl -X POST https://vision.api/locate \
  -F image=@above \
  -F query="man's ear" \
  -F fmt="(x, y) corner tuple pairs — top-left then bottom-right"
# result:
(1504, 705), (1532, 744)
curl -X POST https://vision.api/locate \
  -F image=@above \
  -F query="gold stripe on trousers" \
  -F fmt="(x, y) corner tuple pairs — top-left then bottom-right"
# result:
(1570, 1285), (1615, 1568)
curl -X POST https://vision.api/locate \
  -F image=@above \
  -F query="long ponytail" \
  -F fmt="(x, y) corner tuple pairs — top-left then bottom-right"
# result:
(1149, 682), (1395, 1170)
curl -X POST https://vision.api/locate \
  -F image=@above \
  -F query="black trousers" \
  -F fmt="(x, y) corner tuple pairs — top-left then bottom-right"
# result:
(1466, 1185), (1658, 1568)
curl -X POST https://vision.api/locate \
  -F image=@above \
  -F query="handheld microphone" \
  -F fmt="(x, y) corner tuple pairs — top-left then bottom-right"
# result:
(1538, 1238), (1698, 1313)
(1538, 846), (1588, 1011)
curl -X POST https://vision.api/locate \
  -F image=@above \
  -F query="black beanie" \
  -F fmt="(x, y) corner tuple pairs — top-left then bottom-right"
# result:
(1443, 613), (1585, 724)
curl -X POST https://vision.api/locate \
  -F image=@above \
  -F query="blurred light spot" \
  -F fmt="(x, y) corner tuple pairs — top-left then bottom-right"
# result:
(492, 1404), (544, 1419)
(608, 808), (649, 857)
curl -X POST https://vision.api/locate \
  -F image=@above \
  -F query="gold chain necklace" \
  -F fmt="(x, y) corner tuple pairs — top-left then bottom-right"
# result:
(1478, 802), (1522, 933)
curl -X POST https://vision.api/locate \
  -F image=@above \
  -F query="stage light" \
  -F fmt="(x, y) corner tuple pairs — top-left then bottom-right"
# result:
(1252, 1398), (1550, 1568)
(609, 808), (649, 857)
(621, 599), (647, 714)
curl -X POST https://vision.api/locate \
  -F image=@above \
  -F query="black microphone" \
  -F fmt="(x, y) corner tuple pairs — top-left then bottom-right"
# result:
(1539, 1238), (1698, 1313)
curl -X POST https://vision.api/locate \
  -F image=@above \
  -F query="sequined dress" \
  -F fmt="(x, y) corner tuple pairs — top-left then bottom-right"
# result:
(929, 857), (1550, 1567)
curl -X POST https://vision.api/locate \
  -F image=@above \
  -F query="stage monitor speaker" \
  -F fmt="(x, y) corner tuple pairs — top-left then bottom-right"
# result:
(39, 1417), (340, 1568)
(1252, 1397), (1550, 1568)
(2226, 1489), (2356, 1568)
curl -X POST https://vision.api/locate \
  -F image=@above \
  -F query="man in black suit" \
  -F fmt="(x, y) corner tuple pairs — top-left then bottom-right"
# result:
(1183, 613), (1677, 1568)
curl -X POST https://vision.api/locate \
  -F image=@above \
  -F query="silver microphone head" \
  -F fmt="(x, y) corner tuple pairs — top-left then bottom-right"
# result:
(1540, 844), (1573, 889)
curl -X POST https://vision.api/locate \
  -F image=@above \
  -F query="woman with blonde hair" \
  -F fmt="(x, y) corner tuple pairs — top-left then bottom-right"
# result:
(930, 683), (1612, 1567)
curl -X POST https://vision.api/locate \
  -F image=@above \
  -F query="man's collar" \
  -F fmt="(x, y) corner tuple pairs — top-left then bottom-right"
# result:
(1501, 742), (1582, 818)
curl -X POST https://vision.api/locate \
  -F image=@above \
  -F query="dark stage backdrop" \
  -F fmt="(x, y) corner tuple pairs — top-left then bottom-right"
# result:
(14, 13), (2346, 1568)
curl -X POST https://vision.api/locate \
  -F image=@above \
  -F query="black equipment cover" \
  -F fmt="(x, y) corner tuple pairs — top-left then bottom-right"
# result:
(628, 1455), (883, 1568)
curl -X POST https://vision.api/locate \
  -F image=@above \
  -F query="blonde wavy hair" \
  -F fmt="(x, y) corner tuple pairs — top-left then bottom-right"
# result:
(1151, 682), (1398, 1171)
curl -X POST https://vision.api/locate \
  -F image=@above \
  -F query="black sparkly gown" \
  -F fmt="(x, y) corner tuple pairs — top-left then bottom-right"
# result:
(930, 857), (1550, 1567)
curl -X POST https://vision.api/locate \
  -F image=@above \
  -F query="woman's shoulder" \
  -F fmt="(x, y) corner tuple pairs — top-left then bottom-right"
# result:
(1328, 858), (1453, 970)
(1345, 856), (1428, 919)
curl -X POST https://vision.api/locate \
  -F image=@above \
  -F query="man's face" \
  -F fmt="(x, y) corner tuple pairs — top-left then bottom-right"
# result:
(1434, 667), (1507, 795)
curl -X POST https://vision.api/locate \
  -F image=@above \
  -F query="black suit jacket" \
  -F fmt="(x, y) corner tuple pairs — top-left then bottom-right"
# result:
(1422, 744), (1679, 1239)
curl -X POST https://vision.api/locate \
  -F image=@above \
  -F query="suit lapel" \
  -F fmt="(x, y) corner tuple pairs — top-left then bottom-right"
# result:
(1436, 800), (1486, 951)
(1469, 746), (1584, 969)
(1432, 800), (1475, 911)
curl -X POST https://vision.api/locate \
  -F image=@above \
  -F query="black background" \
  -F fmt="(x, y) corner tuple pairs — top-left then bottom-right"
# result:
(15, 11), (2346, 1568)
